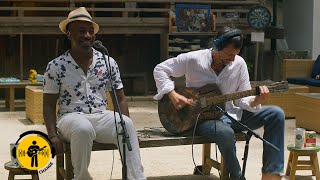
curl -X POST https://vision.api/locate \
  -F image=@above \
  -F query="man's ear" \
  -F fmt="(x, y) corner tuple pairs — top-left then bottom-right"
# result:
(66, 31), (71, 40)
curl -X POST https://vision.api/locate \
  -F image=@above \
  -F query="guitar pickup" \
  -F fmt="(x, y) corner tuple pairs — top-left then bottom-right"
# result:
(200, 97), (207, 108)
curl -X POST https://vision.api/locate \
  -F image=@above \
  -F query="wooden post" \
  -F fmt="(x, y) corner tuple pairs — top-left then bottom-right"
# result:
(311, 153), (320, 179)
(20, 33), (23, 81)
(202, 143), (211, 175)
(254, 42), (259, 81)
(285, 151), (293, 176)
(220, 156), (229, 179)
(289, 152), (298, 180)
(5, 88), (9, 108)
(65, 151), (74, 180)
(56, 154), (64, 180)
(160, 33), (168, 61)
(9, 87), (15, 111)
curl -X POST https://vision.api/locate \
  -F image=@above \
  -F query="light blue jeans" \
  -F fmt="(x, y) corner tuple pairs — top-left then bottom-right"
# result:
(196, 106), (285, 180)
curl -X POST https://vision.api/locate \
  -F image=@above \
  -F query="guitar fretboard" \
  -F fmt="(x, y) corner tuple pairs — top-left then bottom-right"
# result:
(206, 89), (257, 105)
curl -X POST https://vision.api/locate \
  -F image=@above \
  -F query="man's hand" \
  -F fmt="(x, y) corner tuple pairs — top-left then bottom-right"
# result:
(250, 86), (269, 106)
(168, 90), (193, 110)
(49, 135), (66, 155)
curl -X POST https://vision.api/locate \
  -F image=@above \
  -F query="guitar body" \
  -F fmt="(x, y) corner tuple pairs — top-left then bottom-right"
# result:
(158, 84), (225, 135)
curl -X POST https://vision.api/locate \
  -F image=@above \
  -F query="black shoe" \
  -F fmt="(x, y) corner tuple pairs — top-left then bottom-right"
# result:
(193, 165), (203, 175)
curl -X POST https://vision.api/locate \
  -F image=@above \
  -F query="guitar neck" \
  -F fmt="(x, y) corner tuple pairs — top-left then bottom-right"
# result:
(198, 81), (288, 108)
(206, 88), (257, 106)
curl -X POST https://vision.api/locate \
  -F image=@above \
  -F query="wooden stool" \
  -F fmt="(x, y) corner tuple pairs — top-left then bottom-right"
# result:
(4, 161), (39, 180)
(286, 144), (320, 180)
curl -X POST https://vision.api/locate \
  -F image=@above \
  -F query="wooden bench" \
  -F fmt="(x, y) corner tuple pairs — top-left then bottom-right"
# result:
(56, 128), (248, 180)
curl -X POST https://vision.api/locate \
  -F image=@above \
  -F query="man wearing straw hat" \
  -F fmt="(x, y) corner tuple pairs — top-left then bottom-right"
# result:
(43, 7), (146, 180)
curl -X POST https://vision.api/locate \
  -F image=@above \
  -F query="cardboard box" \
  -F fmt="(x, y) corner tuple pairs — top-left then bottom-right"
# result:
(305, 131), (316, 147)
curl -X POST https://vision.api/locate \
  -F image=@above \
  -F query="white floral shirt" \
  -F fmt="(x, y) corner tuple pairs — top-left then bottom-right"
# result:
(43, 48), (123, 118)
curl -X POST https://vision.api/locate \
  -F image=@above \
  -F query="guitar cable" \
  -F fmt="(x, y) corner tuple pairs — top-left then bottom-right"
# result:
(191, 109), (221, 179)
(191, 113), (206, 176)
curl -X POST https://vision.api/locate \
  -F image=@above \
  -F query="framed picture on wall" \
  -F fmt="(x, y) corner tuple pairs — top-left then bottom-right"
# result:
(175, 4), (211, 32)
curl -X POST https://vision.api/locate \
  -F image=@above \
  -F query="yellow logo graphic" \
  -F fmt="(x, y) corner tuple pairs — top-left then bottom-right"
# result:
(16, 134), (51, 170)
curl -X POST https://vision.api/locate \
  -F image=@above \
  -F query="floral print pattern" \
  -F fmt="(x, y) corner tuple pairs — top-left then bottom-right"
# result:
(43, 48), (123, 117)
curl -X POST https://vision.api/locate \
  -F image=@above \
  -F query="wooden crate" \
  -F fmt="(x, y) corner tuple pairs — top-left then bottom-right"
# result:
(282, 59), (314, 80)
(26, 86), (115, 124)
(25, 86), (44, 124)
(263, 84), (309, 119)
(296, 93), (320, 133)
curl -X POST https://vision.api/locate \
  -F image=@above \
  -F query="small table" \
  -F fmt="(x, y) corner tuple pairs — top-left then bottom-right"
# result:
(295, 93), (320, 133)
(0, 80), (42, 111)
(4, 161), (39, 180)
(286, 144), (320, 180)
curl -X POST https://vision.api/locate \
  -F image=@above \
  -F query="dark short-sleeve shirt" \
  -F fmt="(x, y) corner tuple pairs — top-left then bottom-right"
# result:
(43, 48), (123, 117)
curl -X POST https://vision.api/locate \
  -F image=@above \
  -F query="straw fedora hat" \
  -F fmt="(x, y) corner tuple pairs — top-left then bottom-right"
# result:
(59, 7), (99, 34)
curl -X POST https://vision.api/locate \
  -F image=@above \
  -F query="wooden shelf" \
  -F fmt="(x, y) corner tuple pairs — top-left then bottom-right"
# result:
(166, 33), (215, 59)
(169, 32), (217, 36)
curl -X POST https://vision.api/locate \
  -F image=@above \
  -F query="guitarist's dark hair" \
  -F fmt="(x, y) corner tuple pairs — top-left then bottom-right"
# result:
(213, 26), (243, 51)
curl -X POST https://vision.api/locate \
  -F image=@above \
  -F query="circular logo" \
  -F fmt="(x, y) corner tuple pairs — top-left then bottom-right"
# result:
(16, 134), (51, 170)
(296, 134), (302, 141)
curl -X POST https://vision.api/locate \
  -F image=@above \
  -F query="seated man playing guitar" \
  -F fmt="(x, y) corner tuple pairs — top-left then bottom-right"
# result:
(153, 26), (284, 180)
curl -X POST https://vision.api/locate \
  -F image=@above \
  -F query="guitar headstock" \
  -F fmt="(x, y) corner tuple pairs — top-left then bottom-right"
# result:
(266, 81), (289, 93)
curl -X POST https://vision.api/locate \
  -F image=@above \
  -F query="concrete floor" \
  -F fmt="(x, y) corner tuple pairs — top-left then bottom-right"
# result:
(0, 101), (318, 180)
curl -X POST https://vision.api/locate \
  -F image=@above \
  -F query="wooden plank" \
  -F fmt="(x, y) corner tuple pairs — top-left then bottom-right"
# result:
(0, 7), (171, 13)
(296, 166), (313, 170)
(216, 18), (248, 24)
(0, 7), (251, 13)
(1, 0), (260, 5)
(0, 26), (167, 35)
(0, 17), (167, 24)
(213, 9), (250, 13)
(206, 157), (220, 170)
(90, 132), (247, 151)
(297, 160), (312, 165)
(0, 81), (42, 88)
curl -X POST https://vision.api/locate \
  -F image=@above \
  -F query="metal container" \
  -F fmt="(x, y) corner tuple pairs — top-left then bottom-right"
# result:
(10, 143), (18, 166)
(294, 128), (305, 148)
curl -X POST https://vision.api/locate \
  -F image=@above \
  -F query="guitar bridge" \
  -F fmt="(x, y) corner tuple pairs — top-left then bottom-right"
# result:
(200, 97), (207, 108)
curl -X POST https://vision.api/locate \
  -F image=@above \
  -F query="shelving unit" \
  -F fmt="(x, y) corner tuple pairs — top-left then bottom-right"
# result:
(167, 32), (217, 59)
